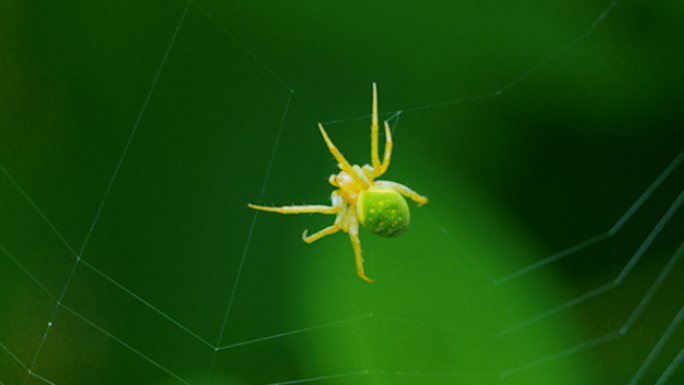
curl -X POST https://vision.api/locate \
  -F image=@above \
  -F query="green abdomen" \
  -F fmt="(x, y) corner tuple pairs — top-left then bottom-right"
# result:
(357, 187), (410, 238)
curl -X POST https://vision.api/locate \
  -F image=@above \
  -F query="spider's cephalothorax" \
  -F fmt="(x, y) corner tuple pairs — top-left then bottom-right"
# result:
(249, 83), (428, 282)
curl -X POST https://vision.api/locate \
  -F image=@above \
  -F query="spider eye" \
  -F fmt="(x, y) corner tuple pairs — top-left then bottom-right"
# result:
(357, 187), (410, 238)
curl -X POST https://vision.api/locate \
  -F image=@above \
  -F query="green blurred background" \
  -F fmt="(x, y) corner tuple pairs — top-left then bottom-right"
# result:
(1, 0), (683, 384)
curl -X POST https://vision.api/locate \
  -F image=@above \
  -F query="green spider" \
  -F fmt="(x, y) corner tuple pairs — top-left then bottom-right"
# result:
(249, 83), (428, 282)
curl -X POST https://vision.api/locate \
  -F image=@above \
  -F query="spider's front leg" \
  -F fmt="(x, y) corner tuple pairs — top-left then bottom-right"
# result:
(317, 123), (369, 188)
(370, 82), (392, 178)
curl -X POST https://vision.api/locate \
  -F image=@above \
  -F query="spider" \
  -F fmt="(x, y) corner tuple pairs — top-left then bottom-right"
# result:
(248, 83), (428, 283)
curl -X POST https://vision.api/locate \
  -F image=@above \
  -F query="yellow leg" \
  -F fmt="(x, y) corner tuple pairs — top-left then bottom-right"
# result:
(248, 203), (339, 214)
(370, 83), (392, 178)
(375, 180), (428, 207)
(371, 82), (380, 171)
(317, 123), (368, 187)
(349, 217), (374, 283)
(374, 121), (392, 177)
(303, 224), (341, 243)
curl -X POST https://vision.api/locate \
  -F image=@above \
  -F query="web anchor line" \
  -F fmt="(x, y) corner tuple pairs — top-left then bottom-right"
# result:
(500, 238), (684, 379)
(499, 185), (684, 336)
(496, 146), (684, 285)
(208, 90), (294, 378)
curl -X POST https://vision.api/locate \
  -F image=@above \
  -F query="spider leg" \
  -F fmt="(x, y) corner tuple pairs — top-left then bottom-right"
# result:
(248, 204), (339, 214)
(371, 83), (392, 178)
(318, 123), (368, 187)
(302, 224), (341, 243)
(374, 121), (393, 177)
(302, 196), (348, 243)
(374, 180), (428, 206)
(371, 82), (380, 170)
(349, 214), (374, 283)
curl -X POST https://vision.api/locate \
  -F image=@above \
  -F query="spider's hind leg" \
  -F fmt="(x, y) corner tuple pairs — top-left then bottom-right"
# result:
(349, 214), (374, 283)
(303, 224), (341, 243)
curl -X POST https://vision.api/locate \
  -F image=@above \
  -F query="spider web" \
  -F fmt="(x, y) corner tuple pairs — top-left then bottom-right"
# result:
(1, 0), (683, 384)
